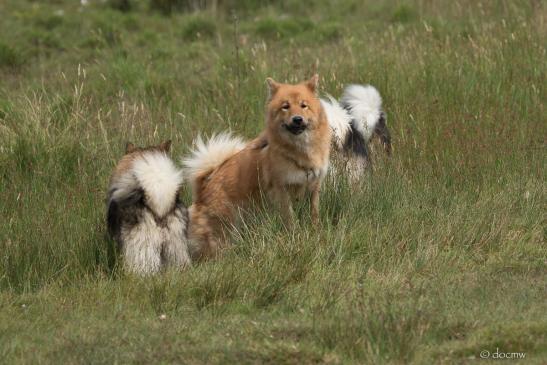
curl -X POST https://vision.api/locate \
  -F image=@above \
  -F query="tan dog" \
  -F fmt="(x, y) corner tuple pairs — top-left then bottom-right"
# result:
(184, 75), (332, 259)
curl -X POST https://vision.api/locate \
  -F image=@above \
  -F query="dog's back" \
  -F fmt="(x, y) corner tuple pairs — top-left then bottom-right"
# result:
(107, 141), (190, 274)
(182, 133), (266, 259)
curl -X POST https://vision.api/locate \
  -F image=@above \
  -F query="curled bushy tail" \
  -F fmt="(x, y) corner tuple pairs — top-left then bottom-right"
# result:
(340, 84), (384, 141)
(182, 132), (246, 196)
(107, 151), (184, 240)
(108, 152), (183, 217)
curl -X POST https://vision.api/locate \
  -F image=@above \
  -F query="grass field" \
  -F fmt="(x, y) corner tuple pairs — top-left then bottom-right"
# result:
(0, 0), (545, 363)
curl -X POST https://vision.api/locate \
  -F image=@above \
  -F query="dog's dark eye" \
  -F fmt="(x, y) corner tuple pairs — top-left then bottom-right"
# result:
(281, 102), (290, 110)
(301, 102), (308, 109)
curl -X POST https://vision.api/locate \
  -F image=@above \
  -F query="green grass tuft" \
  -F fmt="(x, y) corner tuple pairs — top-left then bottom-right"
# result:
(391, 3), (418, 23)
(182, 16), (217, 41)
(0, 43), (24, 69)
(254, 17), (315, 40)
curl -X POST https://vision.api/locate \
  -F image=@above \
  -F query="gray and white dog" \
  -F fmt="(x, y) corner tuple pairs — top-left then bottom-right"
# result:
(106, 140), (191, 275)
(321, 84), (391, 179)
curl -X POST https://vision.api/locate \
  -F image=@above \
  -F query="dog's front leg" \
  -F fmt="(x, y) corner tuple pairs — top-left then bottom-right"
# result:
(310, 181), (321, 224)
(270, 185), (295, 228)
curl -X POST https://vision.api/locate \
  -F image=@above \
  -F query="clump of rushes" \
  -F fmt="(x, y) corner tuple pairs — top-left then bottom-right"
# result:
(109, 0), (132, 12)
(149, 0), (196, 15)
(182, 16), (217, 41)
(0, 43), (24, 69)
(254, 17), (314, 39)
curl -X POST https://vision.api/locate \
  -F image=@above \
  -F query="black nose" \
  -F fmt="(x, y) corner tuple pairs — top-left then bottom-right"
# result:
(292, 116), (303, 125)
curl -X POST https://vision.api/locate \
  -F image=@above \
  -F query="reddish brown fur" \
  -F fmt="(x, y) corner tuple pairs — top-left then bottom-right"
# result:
(188, 76), (332, 260)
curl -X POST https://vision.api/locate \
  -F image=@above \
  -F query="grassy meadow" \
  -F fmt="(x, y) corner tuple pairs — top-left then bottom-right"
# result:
(0, 0), (545, 363)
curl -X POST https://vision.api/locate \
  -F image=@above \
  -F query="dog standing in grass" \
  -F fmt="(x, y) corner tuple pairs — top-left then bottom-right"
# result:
(183, 75), (331, 260)
(321, 84), (391, 179)
(106, 140), (191, 274)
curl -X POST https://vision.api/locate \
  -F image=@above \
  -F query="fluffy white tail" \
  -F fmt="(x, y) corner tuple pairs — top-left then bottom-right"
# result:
(321, 95), (352, 149)
(110, 152), (183, 218)
(340, 84), (383, 141)
(182, 132), (246, 190)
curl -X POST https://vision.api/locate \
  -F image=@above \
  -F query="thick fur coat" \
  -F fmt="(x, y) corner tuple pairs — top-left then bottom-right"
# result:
(321, 84), (391, 179)
(107, 141), (191, 274)
(183, 75), (331, 260)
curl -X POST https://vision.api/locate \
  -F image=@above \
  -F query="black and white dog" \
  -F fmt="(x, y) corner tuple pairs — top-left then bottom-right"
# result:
(321, 84), (391, 179)
(106, 141), (191, 275)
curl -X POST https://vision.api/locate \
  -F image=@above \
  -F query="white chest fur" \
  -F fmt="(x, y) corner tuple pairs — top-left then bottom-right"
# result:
(283, 163), (328, 186)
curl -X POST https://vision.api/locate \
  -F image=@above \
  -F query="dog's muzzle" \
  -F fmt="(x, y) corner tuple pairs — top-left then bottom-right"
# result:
(284, 115), (307, 135)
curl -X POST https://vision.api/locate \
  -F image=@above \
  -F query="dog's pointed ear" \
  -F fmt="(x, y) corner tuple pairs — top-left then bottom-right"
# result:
(125, 142), (136, 154)
(266, 77), (279, 100)
(159, 140), (172, 152)
(305, 74), (319, 94)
